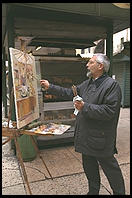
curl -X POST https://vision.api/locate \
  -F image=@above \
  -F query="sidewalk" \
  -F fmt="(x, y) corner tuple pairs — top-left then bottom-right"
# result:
(2, 108), (130, 195)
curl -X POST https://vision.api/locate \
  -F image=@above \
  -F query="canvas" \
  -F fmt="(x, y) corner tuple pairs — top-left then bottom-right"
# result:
(9, 48), (39, 129)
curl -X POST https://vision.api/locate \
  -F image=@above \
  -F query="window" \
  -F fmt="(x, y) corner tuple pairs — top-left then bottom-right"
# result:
(121, 37), (124, 50)
(81, 49), (85, 54)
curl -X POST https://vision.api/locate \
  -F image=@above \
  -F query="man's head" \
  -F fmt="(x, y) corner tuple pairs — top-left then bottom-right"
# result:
(86, 53), (110, 79)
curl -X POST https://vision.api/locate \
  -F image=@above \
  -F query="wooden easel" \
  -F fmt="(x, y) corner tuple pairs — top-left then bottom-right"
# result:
(2, 88), (53, 195)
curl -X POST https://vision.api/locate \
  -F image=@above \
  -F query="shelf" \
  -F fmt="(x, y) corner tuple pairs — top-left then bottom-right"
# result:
(43, 101), (74, 111)
(42, 118), (75, 124)
(39, 56), (84, 62)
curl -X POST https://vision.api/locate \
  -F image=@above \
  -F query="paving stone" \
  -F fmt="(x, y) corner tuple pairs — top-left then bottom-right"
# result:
(23, 156), (50, 182)
(25, 173), (110, 195)
(2, 167), (23, 188)
(39, 147), (83, 177)
(2, 184), (26, 195)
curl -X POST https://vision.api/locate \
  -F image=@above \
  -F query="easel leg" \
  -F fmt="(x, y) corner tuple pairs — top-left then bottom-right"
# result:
(2, 137), (12, 145)
(14, 135), (32, 195)
(30, 135), (53, 180)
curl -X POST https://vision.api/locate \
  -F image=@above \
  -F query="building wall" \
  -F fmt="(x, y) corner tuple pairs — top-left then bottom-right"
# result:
(76, 28), (130, 56)
(113, 28), (130, 55)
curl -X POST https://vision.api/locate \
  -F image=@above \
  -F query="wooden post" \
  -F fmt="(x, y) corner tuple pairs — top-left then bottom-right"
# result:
(2, 46), (8, 117)
(106, 22), (113, 77)
(7, 10), (16, 121)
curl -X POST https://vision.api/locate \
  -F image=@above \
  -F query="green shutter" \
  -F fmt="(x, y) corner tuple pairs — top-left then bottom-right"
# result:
(112, 61), (130, 107)
(123, 63), (130, 107)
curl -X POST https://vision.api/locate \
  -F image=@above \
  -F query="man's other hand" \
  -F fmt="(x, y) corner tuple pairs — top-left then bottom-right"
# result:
(40, 80), (50, 90)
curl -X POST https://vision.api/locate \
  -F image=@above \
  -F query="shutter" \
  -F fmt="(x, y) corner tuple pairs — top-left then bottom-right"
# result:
(123, 63), (130, 107)
(112, 62), (124, 106)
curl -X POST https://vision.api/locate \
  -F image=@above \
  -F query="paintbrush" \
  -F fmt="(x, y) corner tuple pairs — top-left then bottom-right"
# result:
(72, 85), (78, 96)
(31, 74), (41, 82)
(31, 74), (47, 91)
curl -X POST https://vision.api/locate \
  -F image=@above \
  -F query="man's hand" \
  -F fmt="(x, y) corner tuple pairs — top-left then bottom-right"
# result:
(40, 80), (50, 90)
(74, 100), (84, 111)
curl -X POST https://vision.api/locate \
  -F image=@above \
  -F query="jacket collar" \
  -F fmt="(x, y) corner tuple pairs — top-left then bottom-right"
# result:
(90, 73), (108, 88)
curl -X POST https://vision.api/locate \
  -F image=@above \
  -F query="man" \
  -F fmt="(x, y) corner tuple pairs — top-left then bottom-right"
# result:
(40, 53), (125, 195)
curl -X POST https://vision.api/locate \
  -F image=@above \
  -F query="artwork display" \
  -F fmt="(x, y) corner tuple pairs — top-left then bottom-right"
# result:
(9, 48), (39, 129)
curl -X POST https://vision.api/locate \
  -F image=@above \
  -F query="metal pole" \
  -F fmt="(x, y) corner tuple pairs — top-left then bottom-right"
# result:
(106, 22), (113, 77)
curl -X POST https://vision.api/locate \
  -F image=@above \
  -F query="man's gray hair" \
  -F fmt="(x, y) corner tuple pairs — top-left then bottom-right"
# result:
(93, 53), (110, 73)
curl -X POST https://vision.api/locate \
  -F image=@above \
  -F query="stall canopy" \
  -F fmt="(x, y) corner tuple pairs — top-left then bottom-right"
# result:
(2, 3), (130, 49)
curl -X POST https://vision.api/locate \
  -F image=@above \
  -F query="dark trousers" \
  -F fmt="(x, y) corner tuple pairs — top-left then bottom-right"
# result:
(82, 154), (125, 195)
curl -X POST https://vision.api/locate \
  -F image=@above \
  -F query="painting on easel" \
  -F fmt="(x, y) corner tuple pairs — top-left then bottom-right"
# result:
(9, 48), (39, 129)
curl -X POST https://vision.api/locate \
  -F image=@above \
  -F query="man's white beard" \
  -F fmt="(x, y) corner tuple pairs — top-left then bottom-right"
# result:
(86, 71), (92, 78)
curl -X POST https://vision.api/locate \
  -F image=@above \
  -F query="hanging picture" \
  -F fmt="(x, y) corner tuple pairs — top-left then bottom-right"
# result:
(9, 48), (39, 129)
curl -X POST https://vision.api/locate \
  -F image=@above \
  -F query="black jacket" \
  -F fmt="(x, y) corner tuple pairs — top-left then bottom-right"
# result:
(46, 74), (122, 157)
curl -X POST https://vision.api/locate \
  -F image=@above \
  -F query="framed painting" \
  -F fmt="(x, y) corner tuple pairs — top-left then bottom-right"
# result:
(9, 48), (39, 129)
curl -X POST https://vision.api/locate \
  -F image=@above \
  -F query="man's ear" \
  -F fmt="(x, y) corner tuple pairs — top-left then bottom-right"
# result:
(98, 63), (104, 70)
